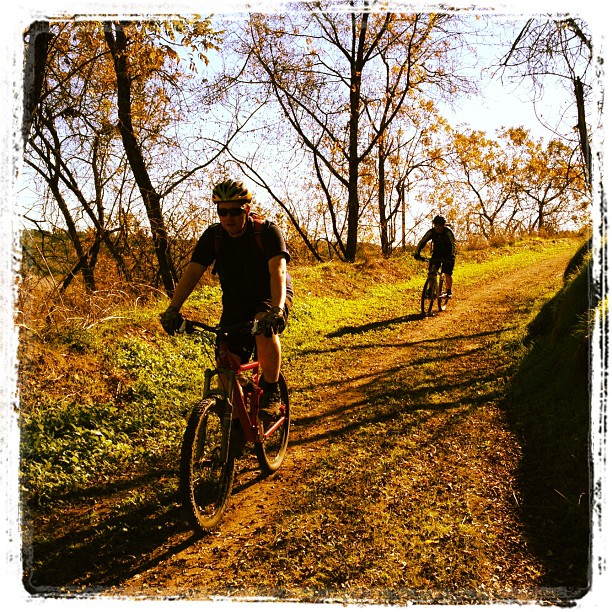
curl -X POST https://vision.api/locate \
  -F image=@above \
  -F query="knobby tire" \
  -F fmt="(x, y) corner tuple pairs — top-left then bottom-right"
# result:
(421, 277), (436, 316)
(180, 398), (235, 531)
(255, 372), (290, 475)
(438, 274), (449, 312)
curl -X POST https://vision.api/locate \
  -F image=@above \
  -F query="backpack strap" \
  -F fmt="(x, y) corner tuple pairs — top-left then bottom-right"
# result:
(250, 213), (265, 254)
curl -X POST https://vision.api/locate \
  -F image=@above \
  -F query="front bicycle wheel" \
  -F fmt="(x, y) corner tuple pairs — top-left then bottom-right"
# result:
(421, 277), (436, 316)
(437, 274), (449, 312)
(255, 373), (290, 475)
(180, 398), (235, 531)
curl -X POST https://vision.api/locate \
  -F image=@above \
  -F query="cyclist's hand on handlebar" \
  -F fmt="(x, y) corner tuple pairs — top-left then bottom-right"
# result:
(259, 306), (285, 338)
(160, 306), (184, 335)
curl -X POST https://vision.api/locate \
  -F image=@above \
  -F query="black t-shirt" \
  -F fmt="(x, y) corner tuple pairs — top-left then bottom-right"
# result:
(416, 227), (456, 259)
(190, 216), (293, 319)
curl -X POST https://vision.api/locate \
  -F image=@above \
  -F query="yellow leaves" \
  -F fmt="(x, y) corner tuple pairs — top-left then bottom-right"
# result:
(162, 45), (179, 63)
(505, 126), (529, 147)
(100, 98), (113, 116)
(422, 98), (435, 113)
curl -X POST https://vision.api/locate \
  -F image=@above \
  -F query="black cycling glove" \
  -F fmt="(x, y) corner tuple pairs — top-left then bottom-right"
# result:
(259, 307), (285, 338)
(160, 306), (183, 335)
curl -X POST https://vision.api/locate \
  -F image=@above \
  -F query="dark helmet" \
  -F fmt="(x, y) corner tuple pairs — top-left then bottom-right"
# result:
(433, 215), (446, 226)
(212, 179), (252, 203)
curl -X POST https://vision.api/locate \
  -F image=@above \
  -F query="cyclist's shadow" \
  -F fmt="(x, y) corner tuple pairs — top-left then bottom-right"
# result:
(327, 314), (423, 338)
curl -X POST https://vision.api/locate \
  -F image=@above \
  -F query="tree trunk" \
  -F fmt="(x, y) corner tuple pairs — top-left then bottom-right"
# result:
(50, 178), (96, 293)
(346, 74), (361, 262)
(397, 180), (407, 249)
(345, 12), (369, 263)
(574, 77), (592, 189)
(22, 21), (51, 145)
(378, 138), (392, 257)
(104, 22), (178, 296)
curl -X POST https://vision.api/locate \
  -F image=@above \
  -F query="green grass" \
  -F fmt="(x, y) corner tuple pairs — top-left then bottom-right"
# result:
(19, 321), (216, 504)
(18, 234), (594, 602)
(19, 236), (581, 505)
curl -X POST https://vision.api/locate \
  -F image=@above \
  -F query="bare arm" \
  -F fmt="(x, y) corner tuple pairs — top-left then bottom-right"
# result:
(268, 255), (287, 310)
(169, 262), (207, 310)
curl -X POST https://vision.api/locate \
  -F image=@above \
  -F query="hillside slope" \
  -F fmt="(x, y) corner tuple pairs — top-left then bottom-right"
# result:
(505, 238), (593, 594)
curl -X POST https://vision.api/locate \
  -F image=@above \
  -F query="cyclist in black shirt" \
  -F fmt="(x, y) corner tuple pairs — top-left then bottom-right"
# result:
(414, 215), (456, 298)
(160, 179), (293, 419)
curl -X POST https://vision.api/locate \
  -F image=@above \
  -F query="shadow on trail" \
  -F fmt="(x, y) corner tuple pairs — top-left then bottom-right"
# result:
(294, 344), (485, 402)
(23, 457), (275, 595)
(297, 326), (514, 359)
(23, 480), (193, 594)
(291, 385), (502, 451)
(326, 313), (424, 337)
(291, 347), (504, 446)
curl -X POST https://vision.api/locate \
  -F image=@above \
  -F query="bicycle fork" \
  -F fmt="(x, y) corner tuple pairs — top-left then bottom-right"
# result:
(428, 272), (439, 299)
(203, 369), (234, 464)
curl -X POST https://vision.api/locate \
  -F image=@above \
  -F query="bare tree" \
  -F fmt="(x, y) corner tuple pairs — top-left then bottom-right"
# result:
(25, 106), (126, 293)
(228, 5), (472, 261)
(498, 17), (593, 188)
(373, 107), (450, 256)
(22, 18), (228, 297)
(103, 21), (179, 295)
(23, 22), (131, 293)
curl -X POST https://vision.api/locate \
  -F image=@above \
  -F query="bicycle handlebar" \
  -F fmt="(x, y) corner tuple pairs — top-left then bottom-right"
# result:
(178, 319), (260, 336)
(417, 256), (452, 264)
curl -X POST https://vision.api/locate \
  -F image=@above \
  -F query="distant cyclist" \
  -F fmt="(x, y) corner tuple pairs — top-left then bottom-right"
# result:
(414, 215), (456, 298)
(160, 178), (293, 420)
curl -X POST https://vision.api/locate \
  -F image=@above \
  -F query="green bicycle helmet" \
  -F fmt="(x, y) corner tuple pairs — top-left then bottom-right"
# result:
(212, 179), (252, 203)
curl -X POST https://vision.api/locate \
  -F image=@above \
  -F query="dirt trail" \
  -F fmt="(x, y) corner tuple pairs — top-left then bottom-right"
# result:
(99, 251), (571, 599)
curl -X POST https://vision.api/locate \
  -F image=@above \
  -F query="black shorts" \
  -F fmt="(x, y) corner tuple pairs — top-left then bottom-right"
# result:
(430, 258), (455, 275)
(216, 299), (292, 364)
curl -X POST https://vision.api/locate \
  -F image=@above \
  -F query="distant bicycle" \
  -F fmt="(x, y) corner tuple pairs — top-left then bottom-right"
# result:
(178, 319), (290, 531)
(416, 256), (451, 316)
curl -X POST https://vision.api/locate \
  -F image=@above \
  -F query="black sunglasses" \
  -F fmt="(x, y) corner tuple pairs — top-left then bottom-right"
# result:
(217, 206), (246, 217)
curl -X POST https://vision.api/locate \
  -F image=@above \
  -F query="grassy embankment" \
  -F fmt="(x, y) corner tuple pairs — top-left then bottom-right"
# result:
(18, 235), (594, 601)
(504, 238), (594, 594)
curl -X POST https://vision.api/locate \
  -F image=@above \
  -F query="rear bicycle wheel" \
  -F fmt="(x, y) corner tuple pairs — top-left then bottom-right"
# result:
(437, 274), (449, 312)
(421, 277), (436, 316)
(179, 398), (235, 531)
(255, 373), (290, 475)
